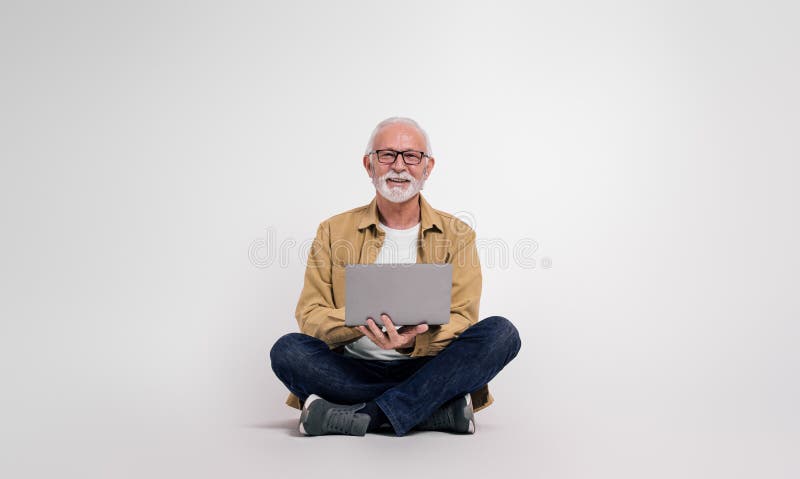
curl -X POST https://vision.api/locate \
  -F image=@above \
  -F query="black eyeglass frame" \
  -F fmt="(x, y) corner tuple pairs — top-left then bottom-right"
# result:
(368, 149), (429, 166)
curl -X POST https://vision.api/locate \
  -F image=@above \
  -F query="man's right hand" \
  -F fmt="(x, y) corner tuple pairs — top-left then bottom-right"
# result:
(356, 314), (428, 351)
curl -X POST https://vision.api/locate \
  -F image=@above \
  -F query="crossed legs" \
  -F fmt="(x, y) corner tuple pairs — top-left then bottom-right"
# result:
(270, 316), (521, 436)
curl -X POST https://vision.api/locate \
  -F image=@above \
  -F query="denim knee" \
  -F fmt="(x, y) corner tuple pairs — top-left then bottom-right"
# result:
(269, 332), (313, 375)
(480, 316), (522, 356)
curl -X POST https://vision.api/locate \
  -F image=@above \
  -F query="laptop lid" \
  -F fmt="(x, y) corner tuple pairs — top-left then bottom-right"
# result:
(345, 263), (452, 326)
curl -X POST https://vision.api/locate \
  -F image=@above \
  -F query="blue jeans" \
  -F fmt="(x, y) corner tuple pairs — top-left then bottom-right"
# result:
(269, 316), (522, 436)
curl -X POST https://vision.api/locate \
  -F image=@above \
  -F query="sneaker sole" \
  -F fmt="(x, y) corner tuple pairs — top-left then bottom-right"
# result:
(464, 393), (475, 434)
(299, 394), (322, 435)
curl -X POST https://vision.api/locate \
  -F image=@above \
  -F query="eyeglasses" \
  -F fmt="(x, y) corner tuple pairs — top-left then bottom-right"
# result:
(369, 149), (427, 166)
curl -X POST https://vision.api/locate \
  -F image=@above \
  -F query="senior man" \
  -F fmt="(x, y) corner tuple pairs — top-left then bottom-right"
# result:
(269, 117), (521, 437)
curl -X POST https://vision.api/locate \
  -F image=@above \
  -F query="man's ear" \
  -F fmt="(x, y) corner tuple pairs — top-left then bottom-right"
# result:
(364, 155), (374, 177)
(423, 156), (435, 178)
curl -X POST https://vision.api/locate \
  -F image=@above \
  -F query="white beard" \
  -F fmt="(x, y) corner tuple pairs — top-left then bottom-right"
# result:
(371, 162), (427, 203)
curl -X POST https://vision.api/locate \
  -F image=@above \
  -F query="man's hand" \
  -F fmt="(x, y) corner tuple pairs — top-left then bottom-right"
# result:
(356, 314), (429, 351)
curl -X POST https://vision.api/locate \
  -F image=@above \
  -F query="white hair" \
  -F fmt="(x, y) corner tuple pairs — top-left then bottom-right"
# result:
(364, 117), (433, 156)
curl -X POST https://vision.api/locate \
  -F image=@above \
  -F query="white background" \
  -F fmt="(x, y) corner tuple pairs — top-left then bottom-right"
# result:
(1, 1), (798, 478)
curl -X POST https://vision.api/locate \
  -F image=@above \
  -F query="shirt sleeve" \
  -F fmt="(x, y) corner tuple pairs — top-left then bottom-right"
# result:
(408, 228), (482, 357)
(294, 222), (362, 349)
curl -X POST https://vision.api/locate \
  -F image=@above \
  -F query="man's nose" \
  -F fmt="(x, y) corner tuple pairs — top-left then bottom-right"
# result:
(391, 155), (407, 172)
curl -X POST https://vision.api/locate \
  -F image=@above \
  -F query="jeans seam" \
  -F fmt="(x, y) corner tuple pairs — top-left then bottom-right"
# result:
(374, 396), (406, 436)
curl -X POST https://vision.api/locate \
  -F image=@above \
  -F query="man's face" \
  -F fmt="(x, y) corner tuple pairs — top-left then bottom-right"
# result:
(363, 123), (435, 204)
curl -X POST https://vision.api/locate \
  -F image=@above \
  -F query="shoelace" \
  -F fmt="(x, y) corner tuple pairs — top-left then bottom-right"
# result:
(324, 408), (360, 434)
(420, 404), (455, 430)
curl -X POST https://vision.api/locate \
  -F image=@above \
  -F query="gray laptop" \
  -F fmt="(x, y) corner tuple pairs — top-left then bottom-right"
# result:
(345, 263), (452, 326)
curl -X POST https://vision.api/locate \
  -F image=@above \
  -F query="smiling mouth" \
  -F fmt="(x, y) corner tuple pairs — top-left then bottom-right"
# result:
(387, 178), (410, 186)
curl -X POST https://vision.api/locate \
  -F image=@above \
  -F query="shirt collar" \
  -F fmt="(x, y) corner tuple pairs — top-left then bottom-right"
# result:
(357, 193), (441, 233)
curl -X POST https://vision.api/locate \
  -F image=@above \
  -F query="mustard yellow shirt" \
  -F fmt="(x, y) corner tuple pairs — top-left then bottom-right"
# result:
(285, 193), (493, 413)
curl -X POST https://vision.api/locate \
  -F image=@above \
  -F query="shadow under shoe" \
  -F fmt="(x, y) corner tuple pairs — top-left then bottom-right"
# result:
(414, 393), (475, 434)
(299, 394), (371, 436)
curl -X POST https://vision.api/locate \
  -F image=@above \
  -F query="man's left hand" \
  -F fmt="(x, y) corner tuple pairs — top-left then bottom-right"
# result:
(357, 314), (429, 350)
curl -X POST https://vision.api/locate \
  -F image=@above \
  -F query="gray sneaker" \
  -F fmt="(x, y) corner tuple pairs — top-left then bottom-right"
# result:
(298, 394), (371, 436)
(414, 393), (475, 434)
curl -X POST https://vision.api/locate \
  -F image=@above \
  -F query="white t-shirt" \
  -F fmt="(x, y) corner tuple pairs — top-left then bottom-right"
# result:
(342, 221), (420, 360)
